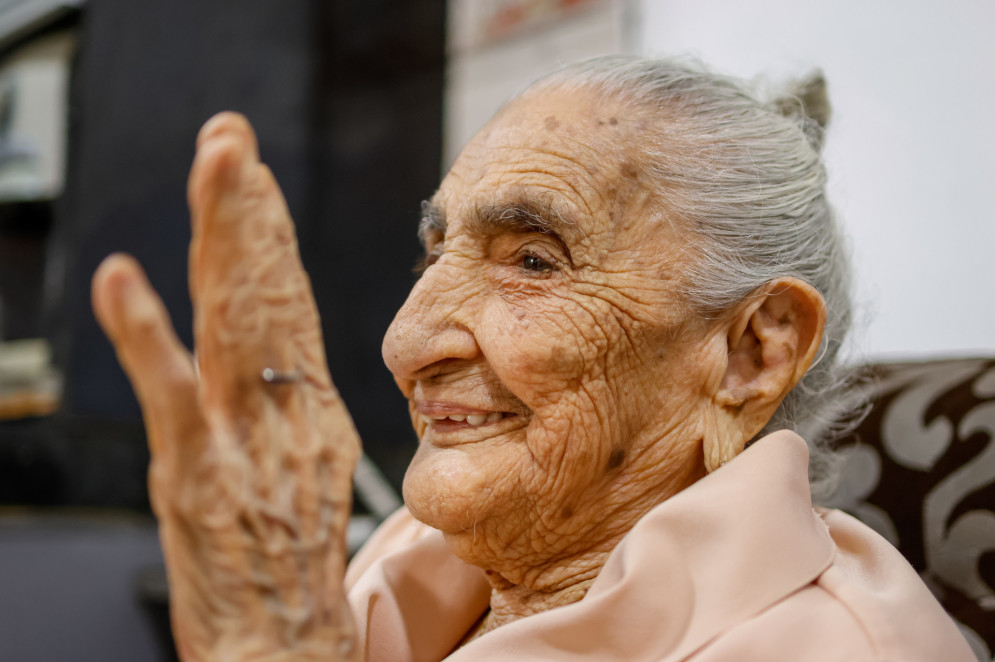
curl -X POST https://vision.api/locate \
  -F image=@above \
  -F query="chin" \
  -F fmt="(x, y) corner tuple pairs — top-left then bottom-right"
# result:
(401, 444), (496, 535)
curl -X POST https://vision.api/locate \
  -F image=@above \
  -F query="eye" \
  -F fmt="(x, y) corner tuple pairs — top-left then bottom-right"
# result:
(519, 252), (555, 274)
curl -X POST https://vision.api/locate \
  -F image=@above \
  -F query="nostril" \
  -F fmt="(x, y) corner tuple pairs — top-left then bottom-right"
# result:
(413, 357), (473, 381)
(385, 316), (480, 380)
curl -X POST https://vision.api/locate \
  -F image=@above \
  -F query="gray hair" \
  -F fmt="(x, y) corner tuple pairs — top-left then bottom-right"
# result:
(524, 55), (861, 500)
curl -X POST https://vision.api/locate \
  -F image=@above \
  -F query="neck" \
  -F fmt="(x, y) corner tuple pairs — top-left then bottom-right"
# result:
(464, 564), (602, 644)
(455, 437), (708, 643)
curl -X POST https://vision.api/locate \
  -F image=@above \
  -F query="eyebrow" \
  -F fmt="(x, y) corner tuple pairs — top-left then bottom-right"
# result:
(418, 198), (580, 250)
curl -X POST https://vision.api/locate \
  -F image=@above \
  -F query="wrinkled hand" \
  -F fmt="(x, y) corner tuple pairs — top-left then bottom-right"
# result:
(92, 113), (361, 661)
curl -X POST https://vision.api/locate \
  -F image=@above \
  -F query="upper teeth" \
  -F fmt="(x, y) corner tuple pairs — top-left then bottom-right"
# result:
(421, 412), (503, 426)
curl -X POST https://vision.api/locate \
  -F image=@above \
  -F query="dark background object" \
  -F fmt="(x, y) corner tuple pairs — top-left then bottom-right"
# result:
(0, 201), (51, 340)
(0, 513), (167, 662)
(1, 1), (443, 660)
(27, 0), (444, 509)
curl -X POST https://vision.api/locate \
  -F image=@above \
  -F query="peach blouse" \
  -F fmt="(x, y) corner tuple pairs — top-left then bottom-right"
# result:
(345, 431), (974, 661)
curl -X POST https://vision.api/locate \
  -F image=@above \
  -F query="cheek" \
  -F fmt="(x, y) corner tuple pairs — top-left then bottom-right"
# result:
(480, 296), (615, 395)
(480, 296), (630, 480)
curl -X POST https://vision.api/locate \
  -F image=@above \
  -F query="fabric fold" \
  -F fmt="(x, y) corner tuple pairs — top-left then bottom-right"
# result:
(347, 430), (974, 661)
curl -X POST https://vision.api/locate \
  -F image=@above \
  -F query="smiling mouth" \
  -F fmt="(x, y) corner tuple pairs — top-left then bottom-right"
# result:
(414, 397), (526, 438)
(420, 411), (515, 430)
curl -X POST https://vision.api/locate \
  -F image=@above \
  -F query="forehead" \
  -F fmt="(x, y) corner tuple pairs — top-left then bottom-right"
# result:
(434, 87), (649, 242)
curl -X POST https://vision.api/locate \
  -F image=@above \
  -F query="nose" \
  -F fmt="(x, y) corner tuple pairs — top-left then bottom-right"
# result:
(381, 263), (480, 384)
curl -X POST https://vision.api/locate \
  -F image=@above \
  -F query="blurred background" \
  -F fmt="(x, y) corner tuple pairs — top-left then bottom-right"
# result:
(0, 0), (991, 660)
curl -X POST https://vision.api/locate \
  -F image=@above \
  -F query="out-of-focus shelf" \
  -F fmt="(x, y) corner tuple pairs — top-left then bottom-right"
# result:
(0, 385), (58, 419)
(0, 338), (61, 420)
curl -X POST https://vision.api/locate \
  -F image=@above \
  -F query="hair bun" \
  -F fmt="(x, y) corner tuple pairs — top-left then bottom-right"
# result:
(772, 71), (831, 150)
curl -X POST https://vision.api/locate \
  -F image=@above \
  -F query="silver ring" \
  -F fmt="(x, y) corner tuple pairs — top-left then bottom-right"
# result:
(261, 367), (305, 384)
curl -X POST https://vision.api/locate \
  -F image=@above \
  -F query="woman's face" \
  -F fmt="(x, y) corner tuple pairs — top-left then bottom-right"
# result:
(382, 88), (724, 581)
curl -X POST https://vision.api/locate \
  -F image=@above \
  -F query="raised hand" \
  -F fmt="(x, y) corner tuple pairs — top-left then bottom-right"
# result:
(92, 113), (361, 662)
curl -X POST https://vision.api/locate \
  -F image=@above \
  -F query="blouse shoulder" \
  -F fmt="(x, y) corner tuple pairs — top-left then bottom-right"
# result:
(813, 507), (976, 662)
(345, 507), (433, 590)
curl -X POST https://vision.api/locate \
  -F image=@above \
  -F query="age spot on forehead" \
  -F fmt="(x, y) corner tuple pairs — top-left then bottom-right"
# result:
(560, 505), (574, 518)
(607, 448), (626, 470)
(620, 162), (639, 180)
(544, 116), (560, 131)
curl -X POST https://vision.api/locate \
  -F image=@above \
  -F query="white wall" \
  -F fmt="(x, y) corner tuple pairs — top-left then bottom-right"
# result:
(445, 0), (633, 166)
(444, 1), (995, 360)
(636, 0), (995, 360)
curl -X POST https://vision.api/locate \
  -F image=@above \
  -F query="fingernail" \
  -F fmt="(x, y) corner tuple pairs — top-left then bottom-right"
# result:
(197, 111), (248, 147)
(197, 112), (233, 146)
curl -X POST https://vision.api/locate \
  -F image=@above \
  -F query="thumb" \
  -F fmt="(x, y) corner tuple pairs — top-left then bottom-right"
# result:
(92, 253), (201, 452)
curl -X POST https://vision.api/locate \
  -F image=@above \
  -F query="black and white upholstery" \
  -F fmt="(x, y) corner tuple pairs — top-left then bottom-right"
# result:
(831, 358), (995, 661)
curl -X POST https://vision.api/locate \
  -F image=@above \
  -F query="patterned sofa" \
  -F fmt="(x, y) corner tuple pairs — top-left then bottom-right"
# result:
(830, 357), (995, 661)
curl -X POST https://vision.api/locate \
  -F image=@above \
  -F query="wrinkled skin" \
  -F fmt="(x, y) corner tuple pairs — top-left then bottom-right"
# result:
(381, 87), (732, 632)
(93, 85), (824, 658)
(93, 114), (360, 661)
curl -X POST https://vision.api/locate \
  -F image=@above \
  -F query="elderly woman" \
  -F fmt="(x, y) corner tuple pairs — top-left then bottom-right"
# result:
(92, 56), (973, 661)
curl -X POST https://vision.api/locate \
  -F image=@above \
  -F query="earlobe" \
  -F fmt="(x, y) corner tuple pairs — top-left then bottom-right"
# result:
(703, 278), (825, 471)
(701, 405), (747, 472)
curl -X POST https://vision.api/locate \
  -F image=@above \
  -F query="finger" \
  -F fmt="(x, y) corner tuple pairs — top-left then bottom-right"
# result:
(196, 111), (259, 154)
(186, 114), (329, 407)
(185, 115), (360, 527)
(92, 253), (202, 453)
(187, 112), (263, 277)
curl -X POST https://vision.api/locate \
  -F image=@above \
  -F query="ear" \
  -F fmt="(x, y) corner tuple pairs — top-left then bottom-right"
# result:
(702, 278), (826, 472)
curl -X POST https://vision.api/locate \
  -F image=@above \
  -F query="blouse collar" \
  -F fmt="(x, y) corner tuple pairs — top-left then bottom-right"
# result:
(349, 430), (835, 661)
